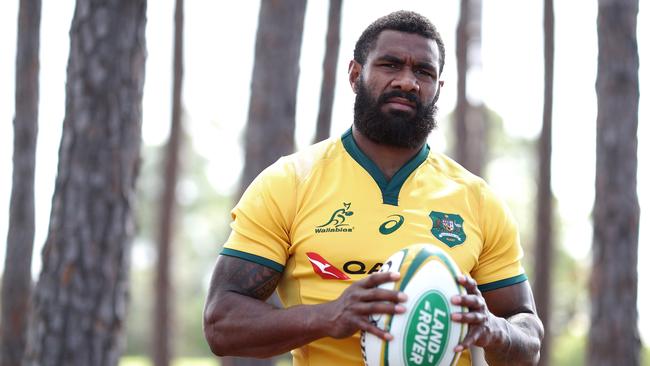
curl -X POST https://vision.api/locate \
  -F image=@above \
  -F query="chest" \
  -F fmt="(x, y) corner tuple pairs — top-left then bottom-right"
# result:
(282, 172), (484, 302)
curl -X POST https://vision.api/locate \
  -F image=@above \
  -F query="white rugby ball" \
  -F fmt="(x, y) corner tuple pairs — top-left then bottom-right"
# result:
(361, 244), (468, 366)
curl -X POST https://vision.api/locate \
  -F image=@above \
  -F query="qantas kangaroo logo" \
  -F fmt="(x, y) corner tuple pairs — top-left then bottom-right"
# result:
(306, 252), (350, 280)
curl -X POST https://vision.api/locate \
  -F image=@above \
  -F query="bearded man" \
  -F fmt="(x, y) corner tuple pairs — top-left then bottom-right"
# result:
(203, 10), (543, 366)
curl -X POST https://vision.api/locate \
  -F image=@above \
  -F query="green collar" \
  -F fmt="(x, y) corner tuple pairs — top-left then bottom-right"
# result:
(341, 128), (429, 206)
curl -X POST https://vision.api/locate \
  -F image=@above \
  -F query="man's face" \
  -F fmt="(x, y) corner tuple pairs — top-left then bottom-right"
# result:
(350, 30), (443, 149)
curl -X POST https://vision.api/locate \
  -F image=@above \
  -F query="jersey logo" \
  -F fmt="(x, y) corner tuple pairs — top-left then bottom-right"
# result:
(429, 211), (466, 247)
(306, 252), (350, 280)
(379, 214), (404, 235)
(314, 202), (354, 233)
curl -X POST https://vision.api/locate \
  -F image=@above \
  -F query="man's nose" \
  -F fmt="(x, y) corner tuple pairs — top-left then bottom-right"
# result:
(390, 69), (420, 93)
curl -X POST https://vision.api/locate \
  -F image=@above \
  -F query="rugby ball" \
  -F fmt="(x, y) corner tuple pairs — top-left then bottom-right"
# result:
(361, 244), (468, 366)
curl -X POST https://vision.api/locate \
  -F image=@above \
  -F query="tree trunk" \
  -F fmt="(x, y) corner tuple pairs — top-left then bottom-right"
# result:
(22, 1), (147, 365)
(454, 0), (485, 177)
(153, 0), (183, 365)
(0, 1), (41, 365)
(588, 0), (640, 365)
(227, 1), (306, 365)
(238, 0), (307, 198)
(455, 0), (469, 166)
(313, 0), (342, 143)
(533, 0), (554, 365)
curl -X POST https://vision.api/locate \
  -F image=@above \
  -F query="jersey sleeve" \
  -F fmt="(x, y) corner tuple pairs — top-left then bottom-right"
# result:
(221, 157), (297, 273)
(472, 184), (527, 292)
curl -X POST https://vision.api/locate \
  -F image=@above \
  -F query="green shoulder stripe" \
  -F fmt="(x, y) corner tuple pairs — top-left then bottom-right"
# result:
(221, 248), (285, 273)
(477, 273), (528, 292)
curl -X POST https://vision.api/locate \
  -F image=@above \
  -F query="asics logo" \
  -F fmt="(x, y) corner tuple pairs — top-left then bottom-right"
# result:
(379, 214), (405, 235)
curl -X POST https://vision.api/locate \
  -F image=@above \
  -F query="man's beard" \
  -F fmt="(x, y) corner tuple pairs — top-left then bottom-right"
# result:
(353, 79), (438, 149)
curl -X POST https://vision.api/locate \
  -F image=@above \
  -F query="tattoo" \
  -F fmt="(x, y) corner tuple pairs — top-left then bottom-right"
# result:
(218, 256), (282, 300)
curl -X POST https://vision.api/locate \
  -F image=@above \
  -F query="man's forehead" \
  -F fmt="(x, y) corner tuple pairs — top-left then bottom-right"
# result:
(370, 30), (439, 65)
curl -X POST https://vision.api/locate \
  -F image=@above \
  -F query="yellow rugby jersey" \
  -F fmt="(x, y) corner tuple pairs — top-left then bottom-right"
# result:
(222, 128), (527, 366)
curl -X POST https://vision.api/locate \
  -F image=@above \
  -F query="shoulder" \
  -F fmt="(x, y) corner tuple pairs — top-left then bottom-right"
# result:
(423, 151), (513, 216)
(273, 136), (344, 182)
(241, 137), (343, 199)
(424, 151), (490, 194)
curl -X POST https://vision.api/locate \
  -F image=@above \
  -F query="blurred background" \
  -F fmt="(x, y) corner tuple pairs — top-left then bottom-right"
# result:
(0, 0), (647, 365)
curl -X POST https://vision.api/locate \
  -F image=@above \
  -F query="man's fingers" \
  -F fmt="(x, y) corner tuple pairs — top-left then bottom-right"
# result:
(454, 328), (481, 352)
(357, 319), (394, 341)
(451, 310), (487, 324)
(359, 271), (400, 288)
(451, 294), (485, 310)
(351, 301), (407, 316)
(456, 275), (480, 295)
(358, 287), (407, 303)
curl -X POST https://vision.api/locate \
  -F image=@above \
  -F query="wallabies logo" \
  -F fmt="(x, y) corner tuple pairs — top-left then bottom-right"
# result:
(315, 202), (354, 233)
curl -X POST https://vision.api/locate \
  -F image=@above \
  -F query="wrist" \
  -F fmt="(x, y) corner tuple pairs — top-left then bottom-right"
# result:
(484, 316), (512, 362)
(307, 302), (335, 338)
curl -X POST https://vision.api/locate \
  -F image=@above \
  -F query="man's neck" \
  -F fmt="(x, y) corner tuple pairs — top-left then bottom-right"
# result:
(351, 126), (424, 181)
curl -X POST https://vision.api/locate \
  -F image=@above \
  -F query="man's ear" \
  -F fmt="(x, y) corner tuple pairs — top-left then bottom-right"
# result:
(348, 60), (361, 93)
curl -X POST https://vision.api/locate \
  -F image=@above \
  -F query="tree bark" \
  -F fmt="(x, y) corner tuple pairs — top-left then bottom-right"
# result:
(454, 0), (486, 177)
(227, 1), (306, 365)
(533, 0), (554, 365)
(153, 0), (183, 366)
(455, 0), (469, 167)
(313, 0), (342, 143)
(238, 0), (307, 198)
(588, 0), (640, 365)
(0, 0), (41, 365)
(22, 1), (147, 365)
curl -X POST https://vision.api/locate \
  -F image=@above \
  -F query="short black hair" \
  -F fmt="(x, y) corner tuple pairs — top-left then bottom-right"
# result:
(353, 10), (445, 74)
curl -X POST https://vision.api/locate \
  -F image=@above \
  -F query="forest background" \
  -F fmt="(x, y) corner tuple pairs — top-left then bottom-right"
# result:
(0, 0), (648, 365)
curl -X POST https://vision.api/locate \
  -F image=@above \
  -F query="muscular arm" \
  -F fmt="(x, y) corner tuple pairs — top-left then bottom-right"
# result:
(202, 255), (319, 357)
(452, 278), (544, 365)
(481, 280), (544, 365)
(203, 255), (407, 358)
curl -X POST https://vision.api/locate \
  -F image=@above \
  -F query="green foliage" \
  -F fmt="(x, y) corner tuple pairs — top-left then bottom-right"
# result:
(551, 331), (586, 366)
(548, 246), (589, 338)
(551, 332), (650, 366)
(119, 356), (151, 366)
(125, 138), (233, 357)
(483, 107), (537, 259)
(124, 267), (154, 355)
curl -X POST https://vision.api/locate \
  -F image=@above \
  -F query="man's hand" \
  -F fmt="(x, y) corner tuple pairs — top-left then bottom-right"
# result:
(450, 275), (508, 352)
(321, 271), (408, 341)
(450, 275), (544, 365)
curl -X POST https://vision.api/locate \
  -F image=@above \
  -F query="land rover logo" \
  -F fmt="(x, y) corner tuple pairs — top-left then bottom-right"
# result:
(404, 290), (450, 366)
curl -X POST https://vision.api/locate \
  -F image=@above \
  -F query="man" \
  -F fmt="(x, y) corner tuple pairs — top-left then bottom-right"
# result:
(203, 10), (543, 366)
